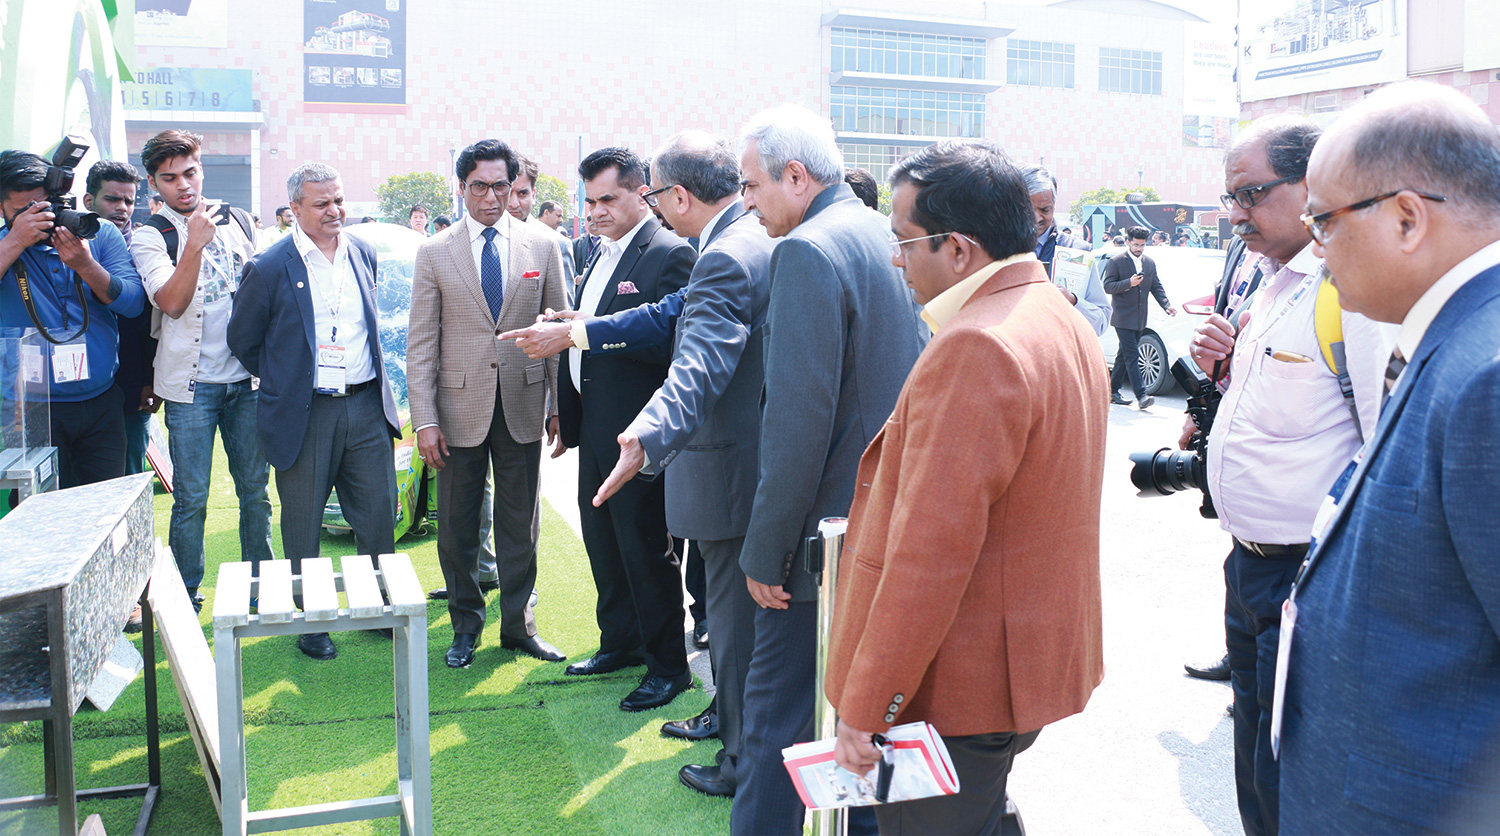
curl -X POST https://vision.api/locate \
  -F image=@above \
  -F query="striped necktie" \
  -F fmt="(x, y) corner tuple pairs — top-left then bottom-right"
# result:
(1381, 346), (1406, 413)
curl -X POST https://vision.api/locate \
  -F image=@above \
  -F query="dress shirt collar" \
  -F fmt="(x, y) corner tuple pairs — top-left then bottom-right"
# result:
(1265, 241), (1320, 281)
(465, 211), (512, 245)
(290, 220), (346, 266)
(601, 213), (653, 260)
(701, 201), (738, 249)
(920, 252), (1037, 333)
(1396, 237), (1500, 360)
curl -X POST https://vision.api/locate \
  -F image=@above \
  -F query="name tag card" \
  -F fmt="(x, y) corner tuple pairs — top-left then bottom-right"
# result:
(315, 344), (347, 394)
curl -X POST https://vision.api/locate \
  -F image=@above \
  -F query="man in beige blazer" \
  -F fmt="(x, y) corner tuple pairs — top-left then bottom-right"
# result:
(826, 140), (1107, 834)
(408, 139), (569, 668)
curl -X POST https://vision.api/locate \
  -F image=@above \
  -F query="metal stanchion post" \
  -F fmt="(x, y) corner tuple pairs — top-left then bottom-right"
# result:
(811, 517), (849, 836)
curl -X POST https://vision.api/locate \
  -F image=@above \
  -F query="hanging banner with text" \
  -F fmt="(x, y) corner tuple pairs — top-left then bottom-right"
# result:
(122, 68), (255, 113)
(135, 0), (229, 48)
(1183, 22), (1238, 148)
(303, 0), (407, 113)
(1239, 0), (1407, 102)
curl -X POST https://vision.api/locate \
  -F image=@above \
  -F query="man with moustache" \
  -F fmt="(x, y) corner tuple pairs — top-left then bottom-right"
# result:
(1188, 115), (1393, 836)
(733, 103), (926, 833)
(1279, 81), (1500, 835)
(227, 163), (402, 661)
(132, 129), (273, 614)
(408, 139), (569, 669)
(1023, 164), (1108, 335)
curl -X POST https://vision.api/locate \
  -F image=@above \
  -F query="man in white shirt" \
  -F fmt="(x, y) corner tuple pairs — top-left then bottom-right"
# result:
(131, 129), (273, 612)
(1188, 115), (1396, 836)
(227, 163), (402, 661)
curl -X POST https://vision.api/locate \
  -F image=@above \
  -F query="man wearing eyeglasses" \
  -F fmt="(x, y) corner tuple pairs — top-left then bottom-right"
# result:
(407, 139), (570, 669)
(1186, 115), (1394, 836)
(1277, 81), (1500, 836)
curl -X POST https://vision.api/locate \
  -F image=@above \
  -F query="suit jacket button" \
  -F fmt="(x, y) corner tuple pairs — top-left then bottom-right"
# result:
(892, 694), (904, 703)
(491, 362), (497, 368)
(883, 713), (895, 723)
(887, 703), (899, 713)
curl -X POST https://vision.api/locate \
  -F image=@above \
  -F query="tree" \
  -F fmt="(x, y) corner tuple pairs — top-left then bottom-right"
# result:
(1068, 186), (1162, 224)
(877, 183), (893, 216)
(534, 172), (572, 222)
(375, 171), (453, 224)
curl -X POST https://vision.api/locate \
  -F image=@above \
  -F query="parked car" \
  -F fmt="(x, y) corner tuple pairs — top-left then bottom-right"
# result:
(1097, 245), (1225, 395)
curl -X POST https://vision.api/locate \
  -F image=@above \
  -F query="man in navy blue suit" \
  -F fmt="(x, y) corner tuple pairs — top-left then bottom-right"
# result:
(1279, 80), (1500, 834)
(227, 162), (401, 661)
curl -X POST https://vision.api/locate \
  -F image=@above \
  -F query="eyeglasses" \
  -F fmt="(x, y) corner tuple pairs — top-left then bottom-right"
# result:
(643, 184), (672, 208)
(463, 180), (512, 198)
(889, 230), (978, 258)
(1220, 175), (1300, 211)
(1300, 190), (1447, 245)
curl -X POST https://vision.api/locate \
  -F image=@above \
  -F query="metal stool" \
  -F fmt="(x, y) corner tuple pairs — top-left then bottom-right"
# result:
(212, 554), (431, 836)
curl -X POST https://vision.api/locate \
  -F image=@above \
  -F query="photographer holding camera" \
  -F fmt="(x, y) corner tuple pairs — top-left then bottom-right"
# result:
(0, 147), (145, 488)
(1183, 117), (1395, 836)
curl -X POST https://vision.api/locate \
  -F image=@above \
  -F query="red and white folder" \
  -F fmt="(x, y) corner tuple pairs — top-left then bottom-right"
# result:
(782, 721), (959, 810)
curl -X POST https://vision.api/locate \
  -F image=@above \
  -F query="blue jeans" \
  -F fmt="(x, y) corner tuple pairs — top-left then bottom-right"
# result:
(164, 380), (275, 590)
(123, 409), (151, 475)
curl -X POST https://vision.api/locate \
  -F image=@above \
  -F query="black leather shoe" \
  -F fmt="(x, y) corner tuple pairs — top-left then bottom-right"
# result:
(1185, 653), (1231, 681)
(661, 700), (719, 740)
(427, 587), (448, 600)
(565, 649), (644, 676)
(446, 633), (479, 668)
(478, 577), (500, 592)
(621, 671), (692, 712)
(679, 763), (734, 797)
(501, 634), (566, 662)
(298, 632), (337, 660)
(692, 622), (709, 649)
(1138, 395), (1155, 410)
(1110, 392), (1131, 406)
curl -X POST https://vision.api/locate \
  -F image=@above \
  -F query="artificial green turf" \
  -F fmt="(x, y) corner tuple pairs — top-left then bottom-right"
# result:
(0, 441), (731, 835)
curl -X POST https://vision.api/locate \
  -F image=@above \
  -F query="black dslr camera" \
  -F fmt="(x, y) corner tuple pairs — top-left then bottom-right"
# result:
(1128, 357), (1222, 519)
(41, 135), (101, 239)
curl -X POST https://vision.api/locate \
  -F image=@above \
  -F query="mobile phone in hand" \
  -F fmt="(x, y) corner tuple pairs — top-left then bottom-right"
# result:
(211, 203), (231, 225)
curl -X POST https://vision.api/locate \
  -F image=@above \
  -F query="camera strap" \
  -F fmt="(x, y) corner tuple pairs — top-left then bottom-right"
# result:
(10, 257), (89, 345)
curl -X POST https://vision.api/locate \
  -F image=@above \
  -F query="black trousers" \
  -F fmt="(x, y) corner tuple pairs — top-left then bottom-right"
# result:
(1225, 541), (1301, 836)
(576, 432), (686, 677)
(1110, 326), (1146, 399)
(874, 729), (1040, 835)
(274, 385), (396, 570)
(684, 538), (706, 625)
(50, 384), (126, 489)
(437, 388), (541, 639)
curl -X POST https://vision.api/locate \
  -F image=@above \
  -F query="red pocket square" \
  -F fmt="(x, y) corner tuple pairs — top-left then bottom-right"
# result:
(617, 280), (640, 295)
(523, 270), (541, 279)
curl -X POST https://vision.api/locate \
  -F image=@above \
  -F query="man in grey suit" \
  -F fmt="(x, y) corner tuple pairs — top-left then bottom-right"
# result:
(734, 104), (927, 834)
(503, 130), (775, 799)
(1103, 225), (1176, 409)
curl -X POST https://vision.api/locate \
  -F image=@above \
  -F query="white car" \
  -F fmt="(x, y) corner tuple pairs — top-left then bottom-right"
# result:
(1097, 245), (1225, 395)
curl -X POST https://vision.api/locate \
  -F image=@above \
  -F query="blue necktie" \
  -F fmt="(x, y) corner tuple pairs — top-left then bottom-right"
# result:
(480, 226), (504, 320)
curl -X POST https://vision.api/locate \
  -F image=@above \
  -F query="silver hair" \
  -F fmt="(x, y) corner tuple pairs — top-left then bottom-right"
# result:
(1020, 164), (1058, 197)
(287, 162), (341, 202)
(738, 103), (845, 186)
(652, 131), (741, 203)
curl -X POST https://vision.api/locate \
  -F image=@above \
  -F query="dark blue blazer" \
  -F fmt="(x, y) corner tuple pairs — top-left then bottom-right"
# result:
(1280, 262), (1500, 835)
(584, 287), (685, 355)
(226, 234), (400, 471)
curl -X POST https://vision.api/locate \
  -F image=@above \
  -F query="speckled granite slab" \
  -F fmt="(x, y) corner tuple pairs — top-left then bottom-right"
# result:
(0, 473), (154, 714)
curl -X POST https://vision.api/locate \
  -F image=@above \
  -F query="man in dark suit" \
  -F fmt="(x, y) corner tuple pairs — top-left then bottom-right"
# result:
(503, 130), (775, 797)
(558, 147), (695, 711)
(1279, 81), (1500, 835)
(733, 104), (927, 834)
(227, 162), (401, 661)
(1103, 225), (1175, 408)
(571, 220), (599, 286)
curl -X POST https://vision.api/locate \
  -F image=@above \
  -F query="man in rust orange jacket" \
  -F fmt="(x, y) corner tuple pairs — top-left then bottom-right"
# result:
(826, 139), (1108, 834)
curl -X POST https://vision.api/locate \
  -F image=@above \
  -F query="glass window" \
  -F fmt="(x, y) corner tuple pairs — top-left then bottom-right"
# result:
(838, 143), (913, 185)
(1004, 40), (1075, 89)
(830, 86), (986, 139)
(1099, 47), (1163, 95)
(830, 27), (987, 79)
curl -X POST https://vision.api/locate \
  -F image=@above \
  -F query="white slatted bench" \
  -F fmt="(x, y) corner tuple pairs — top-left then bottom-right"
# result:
(212, 554), (431, 836)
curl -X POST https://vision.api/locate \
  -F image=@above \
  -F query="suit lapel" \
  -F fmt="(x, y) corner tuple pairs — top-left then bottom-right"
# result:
(352, 241), (384, 374)
(445, 224), (494, 325)
(499, 227), (530, 323)
(286, 251), (318, 355)
(704, 201), (747, 248)
(597, 219), (657, 314)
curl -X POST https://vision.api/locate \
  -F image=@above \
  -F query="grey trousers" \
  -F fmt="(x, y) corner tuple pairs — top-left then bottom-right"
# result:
(700, 536), (756, 783)
(274, 386), (396, 570)
(873, 729), (1041, 835)
(436, 389), (541, 638)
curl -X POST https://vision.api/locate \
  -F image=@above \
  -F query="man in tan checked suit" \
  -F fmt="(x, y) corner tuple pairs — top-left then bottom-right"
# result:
(408, 139), (569, 668)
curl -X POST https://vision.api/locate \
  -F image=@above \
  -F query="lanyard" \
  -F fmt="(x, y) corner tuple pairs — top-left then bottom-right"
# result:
(10, 256), (89, 345)
(1246, 261), (1322, 341)
(304, 245), (352, 344)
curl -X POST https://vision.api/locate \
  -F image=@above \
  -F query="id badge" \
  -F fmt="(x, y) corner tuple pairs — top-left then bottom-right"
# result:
(52, 342), (89, 384)
(316, 344), (347, 394)
(1270, 596), (1297, 759)
(21, 344), (44, 384)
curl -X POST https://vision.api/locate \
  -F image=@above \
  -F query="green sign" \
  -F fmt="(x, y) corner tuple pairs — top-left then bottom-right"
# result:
(122, 67), (253, 112)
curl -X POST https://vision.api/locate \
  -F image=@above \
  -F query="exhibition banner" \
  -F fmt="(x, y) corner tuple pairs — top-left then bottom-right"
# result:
(122, 68), (254, 113)
(303, 0), (407, 112)
(135, 0), (229, 49)
(1183, 21), (1238, 148)
(1239, 0), (1407, 102)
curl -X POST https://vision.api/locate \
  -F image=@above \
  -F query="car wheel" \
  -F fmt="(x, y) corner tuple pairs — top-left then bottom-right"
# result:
(1138, 332), (1169, 395)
